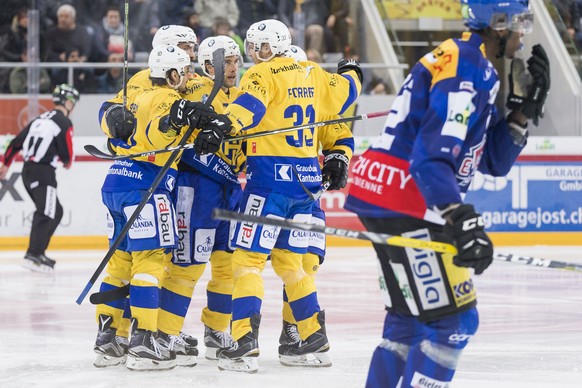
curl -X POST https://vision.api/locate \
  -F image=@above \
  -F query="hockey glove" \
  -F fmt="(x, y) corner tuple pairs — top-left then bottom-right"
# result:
(169, 99), (216, 131)
(194, 114), (232, 155)
(443, 204), (494, 275)
(337, 58), (364, 84)
(321, 151), (349, 190)
(105, 104), (136, 141)
(506, 44), (550, 126)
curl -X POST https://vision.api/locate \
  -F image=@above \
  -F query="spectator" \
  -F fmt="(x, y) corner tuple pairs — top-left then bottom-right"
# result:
(278, 0), (333, 54)
(236, 0), (278, 38)
(92, 5), (133, 62)
(9, 67), (52, 93)
(194, 0), (240, 33)
(95, 52), (124, 94)
(306, 48), (323, 63)
(0, 6), (29, 92)
(327, 0), (352, 55)
(128, 0), (161, 53)
(43, 4), (92, 62)
(183, 8), (211, 42)
(51, 49), (96, 93)
(211, 17), (244, 54)
(159, 0), (193, 26)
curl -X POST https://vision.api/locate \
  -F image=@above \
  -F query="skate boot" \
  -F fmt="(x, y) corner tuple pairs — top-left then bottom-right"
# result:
(179, 331), (198, 347)
(22, 252), (54, 273)
(279, 320), (301, 346)
(93, 314), (128, 367)
(157, 330), (198, 367)
(204, 325), (234, 360)
(217, 314), (260, 373)
(126, 319), (176, 371)
(278, 310), (332, 367)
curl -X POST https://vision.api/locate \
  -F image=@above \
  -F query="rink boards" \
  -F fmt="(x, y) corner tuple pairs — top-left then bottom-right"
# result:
(0, 136), (581, 250)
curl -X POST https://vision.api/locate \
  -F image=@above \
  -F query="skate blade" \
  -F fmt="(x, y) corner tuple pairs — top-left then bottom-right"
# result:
(279, 352), (332, 367)
(217, 356), (259, 373)
(93, 353), (127, 368)
(176, 354), (198, 367)
(205, 347), (219, 360)
(21, 260), (53, 273)
(126, 355), (177, 371)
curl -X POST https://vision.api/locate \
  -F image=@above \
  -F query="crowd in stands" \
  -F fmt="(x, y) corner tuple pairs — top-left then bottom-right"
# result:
(0, 0), (353, 94)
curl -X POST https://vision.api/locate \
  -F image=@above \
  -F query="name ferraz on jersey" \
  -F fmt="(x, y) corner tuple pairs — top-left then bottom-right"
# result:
(223, 57), (360, 198)
(180, 76), (245, 187)
(345, 32), (525, 222)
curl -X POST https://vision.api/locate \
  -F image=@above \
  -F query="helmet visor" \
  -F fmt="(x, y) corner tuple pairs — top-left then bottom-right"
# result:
(490, 11), (534, 33)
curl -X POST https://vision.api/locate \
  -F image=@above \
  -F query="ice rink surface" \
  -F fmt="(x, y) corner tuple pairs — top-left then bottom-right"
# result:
(0, 246), (581, 388)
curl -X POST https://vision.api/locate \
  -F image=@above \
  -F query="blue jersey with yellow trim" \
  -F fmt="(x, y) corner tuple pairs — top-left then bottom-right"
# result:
(181, 76), (244, 187)
(346, 32), (524, 220)
(223, 57), (361, 198)
(102, 85), (192, 192)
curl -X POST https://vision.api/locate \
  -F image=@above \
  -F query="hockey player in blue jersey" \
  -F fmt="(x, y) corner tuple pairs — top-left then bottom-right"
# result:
(345, 0), (550, 387)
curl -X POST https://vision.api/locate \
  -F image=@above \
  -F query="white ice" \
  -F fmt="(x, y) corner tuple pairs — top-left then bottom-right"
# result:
(1, 246), (581, 388)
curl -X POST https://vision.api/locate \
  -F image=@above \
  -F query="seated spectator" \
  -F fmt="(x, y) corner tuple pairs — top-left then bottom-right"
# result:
(327, 0), (352, 55)
(92, 5), (133, 63)
(236, 0), (278, 38)
(159, 0), (192, 26)
(95, 52), (124, 94)
(128, 0), (160, 53)
(212, 17), (244, 54)
(0, 6), (29, 92)
(278, 0), (334, 55)
(183, 8), (211, 42)
(43, 4), (92, 62)
(306, 48), (323, 63)
(51, 49), (96, 93)
(9, 67), (52, 94)
(195, 0), (240, 33)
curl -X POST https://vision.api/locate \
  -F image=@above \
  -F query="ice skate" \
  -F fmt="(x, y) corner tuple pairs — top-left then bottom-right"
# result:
(278, 311), (332, 367)
(217, 314), (260, 373)
(179, 331), (198, 347)
(204, 325), (234, 360)
(126, 320), (176, 371)
(157, 330), (198, 367)
(93, 314), (128, 368)
(22, 252), (54, 273)
(279, 320), (301, 346)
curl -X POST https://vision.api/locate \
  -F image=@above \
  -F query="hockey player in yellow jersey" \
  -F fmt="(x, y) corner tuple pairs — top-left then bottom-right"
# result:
(99, 25), (198, 145)
(93, 44), (215, 371)
(277, 45), (355, 367)
(156, 35), (246, 361)
(193, 19), (363, 373)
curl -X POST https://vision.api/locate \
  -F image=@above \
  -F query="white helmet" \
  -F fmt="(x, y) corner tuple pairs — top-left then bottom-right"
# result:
(149, 44), (190, 79)
(245, 19), (291, 62)
(197, 35), (242, 78)
(285, 45), (307, 62)
(152, 25), (197, 48)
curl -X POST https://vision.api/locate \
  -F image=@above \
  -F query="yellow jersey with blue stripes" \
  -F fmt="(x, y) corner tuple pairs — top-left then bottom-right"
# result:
(222, 57), (361, 198)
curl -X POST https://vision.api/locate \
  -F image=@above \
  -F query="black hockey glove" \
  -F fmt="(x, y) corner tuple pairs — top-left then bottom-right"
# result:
(194, 114), (232, 155)
(169, 99), (216, 131)
(506, 44), (550, 126)
(321, 151), (349, 190)
(105, 104), (136, 141)
(443, 204), (494, 275)
(337, 58), (364, 84)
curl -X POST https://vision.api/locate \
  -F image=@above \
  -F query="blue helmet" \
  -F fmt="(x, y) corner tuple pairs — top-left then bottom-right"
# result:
(461, 0), (533, 33)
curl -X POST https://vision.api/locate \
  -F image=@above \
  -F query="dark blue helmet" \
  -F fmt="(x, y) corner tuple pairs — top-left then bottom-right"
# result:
(461, 0), (533, 33)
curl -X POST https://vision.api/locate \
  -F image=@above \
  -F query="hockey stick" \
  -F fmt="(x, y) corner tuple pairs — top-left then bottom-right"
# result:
(213, 208), (457, 253)
(84, 110), (390, 160)
(212, 208), (582, 273)
(122, 0), (129, 113)
(291, 164), (330, 201)
(76, 48), (226, 305)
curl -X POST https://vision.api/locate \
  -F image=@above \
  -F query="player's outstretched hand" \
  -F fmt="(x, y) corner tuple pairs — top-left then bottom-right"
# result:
(443, 204), (493, 275)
